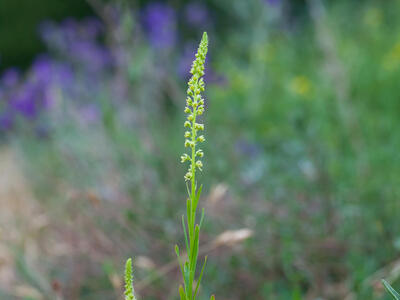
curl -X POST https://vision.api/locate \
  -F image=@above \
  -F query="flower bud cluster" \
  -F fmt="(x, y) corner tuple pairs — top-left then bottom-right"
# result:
(181, 32), (208, 181)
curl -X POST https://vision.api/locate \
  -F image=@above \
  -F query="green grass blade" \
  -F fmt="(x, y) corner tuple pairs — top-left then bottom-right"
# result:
(383, 279), (400, 300)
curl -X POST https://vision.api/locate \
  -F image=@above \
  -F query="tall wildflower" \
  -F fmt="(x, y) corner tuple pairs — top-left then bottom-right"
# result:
(177, 32), (214, 300)
(123, 33), (213, 300)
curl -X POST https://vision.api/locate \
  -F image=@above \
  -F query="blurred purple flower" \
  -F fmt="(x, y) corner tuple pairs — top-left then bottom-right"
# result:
(235, 139), (262, 158)
(4, 56), (64, 119)
(52, 62), (74, 88)
(142, 3), (177, 49)
(81, 17), (104, 39)
(39, 18), (112, 73)
(0, 113), (13, 130)
(9, 82), (41, 119)
(60, 18), (80, 42)
(39, 21), (70, 51)
(79, 104), (100, 124)
(264, 0), (281, 6)
(184, 2), (210, 27)
(31, 55), (53, 85)
(1, 68), (20, 87)
(70, 40), (112, 73)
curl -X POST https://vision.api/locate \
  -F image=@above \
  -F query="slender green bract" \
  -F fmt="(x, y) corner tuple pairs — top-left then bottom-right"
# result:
(177, 32), (214, 300)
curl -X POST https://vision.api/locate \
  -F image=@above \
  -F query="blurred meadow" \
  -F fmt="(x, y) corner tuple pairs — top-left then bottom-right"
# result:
(1, 0), (400, 299)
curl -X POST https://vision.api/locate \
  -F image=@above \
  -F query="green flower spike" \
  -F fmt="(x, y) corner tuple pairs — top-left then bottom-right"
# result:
(177, 32), (215, 300)
(181, 32), (208, 180)
(124, 258), (136, 300)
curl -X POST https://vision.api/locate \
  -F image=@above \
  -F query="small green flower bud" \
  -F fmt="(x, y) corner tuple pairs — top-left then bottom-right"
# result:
(197, 135), (205, 142)
(184, 107), (191, 113)
(196, 150), (204, 157)
(187, 114), (194, 121)
(181, 153), (190, 163)
(185, 140), (195, 148)
(185, 139), (191, 147)
(184, 131), (191, 138)
(184, 172), (192, 181)
(195, 123), (204, 131)
(195, 160), (203, 170)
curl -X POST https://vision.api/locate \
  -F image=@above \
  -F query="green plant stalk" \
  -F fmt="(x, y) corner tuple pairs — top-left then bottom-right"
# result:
(177, 32), (213, 300)
(123, 32), (213, 300)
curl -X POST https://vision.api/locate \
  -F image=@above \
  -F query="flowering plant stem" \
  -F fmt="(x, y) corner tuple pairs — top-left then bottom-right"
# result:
(176, 32), (214, 300)
(124, 32), (213, 300)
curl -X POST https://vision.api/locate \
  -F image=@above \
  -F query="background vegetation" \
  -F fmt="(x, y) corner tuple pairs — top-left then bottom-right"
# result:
(0, 0), (400, 299)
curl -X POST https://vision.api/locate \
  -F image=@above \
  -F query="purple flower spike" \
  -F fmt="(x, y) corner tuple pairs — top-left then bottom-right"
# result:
(142, 3), (177, 49)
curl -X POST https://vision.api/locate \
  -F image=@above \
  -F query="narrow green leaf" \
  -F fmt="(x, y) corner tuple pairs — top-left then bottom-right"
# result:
(194, 184), (203, 208)
(184, 262), (190, 297)
(199, 208), (205, 229)
(186, 198), (192, 239)
(194, 256), (208, 298)
(190, 225), (200, 273)
(179, 285), (187, 300)
(383, 279), (400, 300)
(210, 295), (215, 300)
(182, 215), (189, 251)
(186, 182), (191, 197)
(175, 245), (185, 278)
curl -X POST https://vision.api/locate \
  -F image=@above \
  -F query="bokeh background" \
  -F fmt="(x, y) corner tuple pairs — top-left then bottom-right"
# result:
(0, 0), (400, 299)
